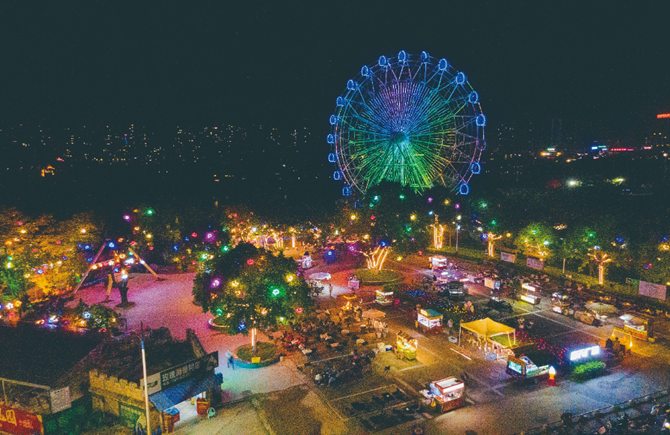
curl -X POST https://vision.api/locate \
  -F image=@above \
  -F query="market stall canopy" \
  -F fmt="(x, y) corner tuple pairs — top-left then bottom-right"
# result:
(584, 302), (617, 314)
(460, 317), (515, 339)
(309, 272), (332, 281)
(362, 309), (386, 320)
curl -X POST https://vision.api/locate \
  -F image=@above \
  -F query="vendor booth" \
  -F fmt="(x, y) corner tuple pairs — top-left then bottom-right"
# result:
(375, 289), (394, 306)
(551, 293), (572, 315)
(421, 377), (465, 413)
(429, 255), (448, 269)
(459, 318), (516, 357)
(619, 313), (653, 341)
(484, 278), (501, 291)
(417, 309), (443, 334)
(348, 276), (360, 291)
(520, 283), (541, 304)
(396, 331), (418, 360)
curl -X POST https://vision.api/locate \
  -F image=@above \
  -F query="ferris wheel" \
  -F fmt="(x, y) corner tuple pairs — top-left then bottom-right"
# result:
(327, 50), (486, 196)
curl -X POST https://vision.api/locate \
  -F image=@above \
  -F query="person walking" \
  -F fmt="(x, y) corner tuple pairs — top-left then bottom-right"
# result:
(227, 354), (235, 370)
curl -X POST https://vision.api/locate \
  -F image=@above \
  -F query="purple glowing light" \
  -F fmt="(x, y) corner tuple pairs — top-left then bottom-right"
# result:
(211, 278), (221, 288)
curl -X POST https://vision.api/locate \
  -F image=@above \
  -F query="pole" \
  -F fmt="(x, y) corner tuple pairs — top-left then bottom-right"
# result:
(73, 242), (107, 294)
(141, 324), (152, 435)
(455, 227), (459, 252)
(128, 247), (160, 279)
(562, 258), (566, 274)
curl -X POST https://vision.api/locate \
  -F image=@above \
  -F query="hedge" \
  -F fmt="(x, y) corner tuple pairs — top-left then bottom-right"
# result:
(572, 361), (607, 382)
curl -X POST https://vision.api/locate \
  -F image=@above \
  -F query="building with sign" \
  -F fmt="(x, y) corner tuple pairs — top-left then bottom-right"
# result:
(0, 325), (102, 435)
(88, 328), (221, 433)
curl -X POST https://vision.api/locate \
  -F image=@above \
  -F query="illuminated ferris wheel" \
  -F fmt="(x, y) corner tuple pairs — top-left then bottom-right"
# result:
(327, 50), (486, 196)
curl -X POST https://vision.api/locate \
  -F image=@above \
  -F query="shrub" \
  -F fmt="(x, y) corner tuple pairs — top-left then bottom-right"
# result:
(572, 361), (606, 382)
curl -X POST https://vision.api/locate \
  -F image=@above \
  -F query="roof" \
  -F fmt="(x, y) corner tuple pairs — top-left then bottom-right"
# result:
(91, 328), (199, 383)
(460, 317), (515, 338)
(150, 373), (222, 411)
(435, 377), (461, 389)
(0, 325), (101, 387)
(419, 309), (443, 318)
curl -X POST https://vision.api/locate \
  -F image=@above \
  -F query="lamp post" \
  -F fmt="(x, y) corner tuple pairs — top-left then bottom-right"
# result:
(140, 323), (151, 435)
(455, 224), (461, 252)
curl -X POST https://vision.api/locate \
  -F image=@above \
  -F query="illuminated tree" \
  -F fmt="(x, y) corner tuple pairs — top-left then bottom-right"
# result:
(195, 243), (312, 353)
(360, 246), (391, 272)
(588, 249), (612, 284)
(514, 223), (554, 260)
(485, 232), (503, 257)
(0, 208), (101, 299)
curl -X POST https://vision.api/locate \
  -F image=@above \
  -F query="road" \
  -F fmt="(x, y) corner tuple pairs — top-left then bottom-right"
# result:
(378, 258), (670, 434)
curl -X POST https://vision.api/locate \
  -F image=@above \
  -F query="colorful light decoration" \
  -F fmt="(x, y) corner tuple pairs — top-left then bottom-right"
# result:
(272, 288), (281, 297)
(205, 232), (215, 241)
(123, 215), (131, 221)
(221, 245), (230, 253)
(146, 209), (154, 216)
(296, 307), (303, 314)
(211, 278), (221, 288)
(328, 51), (485, 195)
(247, 259), (254, 265)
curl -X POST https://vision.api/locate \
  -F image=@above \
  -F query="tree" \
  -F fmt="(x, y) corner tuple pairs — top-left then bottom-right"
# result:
(0, 208), (101, 299)
(195, 243), (312, 353)
(514, 223), (554, 261)
(587, 249), (612, 284)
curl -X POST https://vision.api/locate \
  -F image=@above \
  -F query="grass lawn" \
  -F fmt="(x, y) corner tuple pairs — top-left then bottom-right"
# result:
(354, 269), (402, 284)
(237, 341), (276, 362)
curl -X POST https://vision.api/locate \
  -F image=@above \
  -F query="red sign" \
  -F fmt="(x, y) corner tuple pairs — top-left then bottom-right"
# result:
(658, 113), (670, 119)
(0, 405), (43, 435)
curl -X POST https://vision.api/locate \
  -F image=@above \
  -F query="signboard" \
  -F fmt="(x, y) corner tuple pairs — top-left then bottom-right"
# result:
(145, 351), (219, 393)
(625, 277), (639, 286)
(49, 387), (71, 413)
(526, 257), (544, 270)
(500, 252), (516, 263)
(0, 404), (43, 435)
(639, 280), (667, 300)
(569, 345), (601, 362)
(140, 373), (162, 395)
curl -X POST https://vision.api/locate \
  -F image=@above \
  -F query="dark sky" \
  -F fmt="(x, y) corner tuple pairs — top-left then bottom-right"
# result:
(1, 1), (668, 136)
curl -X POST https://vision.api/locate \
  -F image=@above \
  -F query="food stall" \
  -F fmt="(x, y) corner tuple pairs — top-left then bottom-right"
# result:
(506, 351), (554, 381)
(421, 377), (465, 412)
(429, 255), (448, 270)
(375, 289), (394, 306)
(520, 283), (541, 305)
(551, 293), (572, 315)
(620, 313), (653, 341)
(485, 277), (501, 291)
(396, 331), (418, 360)
(417, 309), (443, 334)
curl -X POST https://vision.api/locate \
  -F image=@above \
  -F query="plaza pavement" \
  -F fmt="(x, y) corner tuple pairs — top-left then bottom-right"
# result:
(73, 253), (670, 435)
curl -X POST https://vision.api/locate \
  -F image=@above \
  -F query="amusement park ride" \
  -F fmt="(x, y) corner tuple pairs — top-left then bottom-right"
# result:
(327, 50), (486, 197)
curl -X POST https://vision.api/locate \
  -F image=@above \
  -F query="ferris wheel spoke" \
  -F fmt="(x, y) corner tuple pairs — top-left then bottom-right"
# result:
(330, 52), (483, 193)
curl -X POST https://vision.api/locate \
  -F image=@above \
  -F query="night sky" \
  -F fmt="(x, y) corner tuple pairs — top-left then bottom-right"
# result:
(1, 2), (668, 136)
